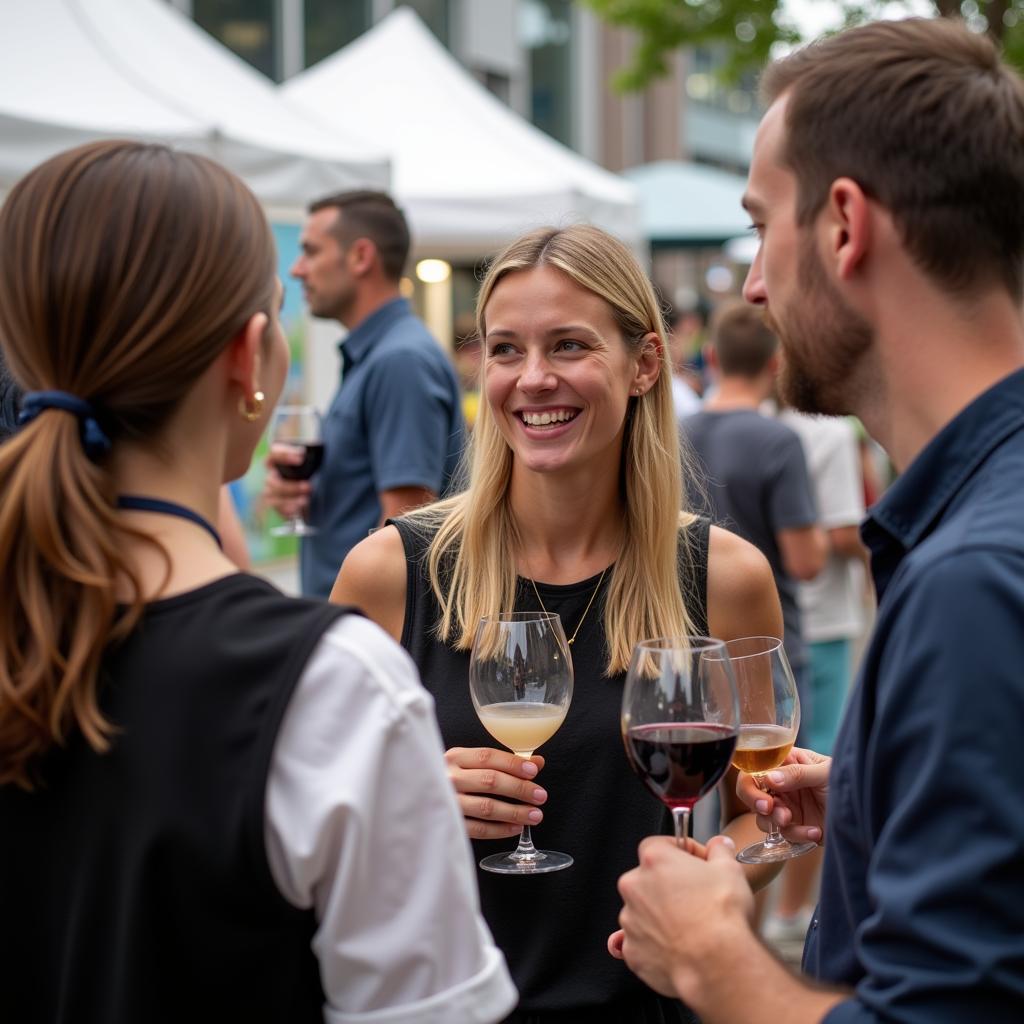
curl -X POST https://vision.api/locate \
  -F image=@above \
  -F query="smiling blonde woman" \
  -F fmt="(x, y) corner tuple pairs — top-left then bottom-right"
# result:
(332, 224), (783, 1023)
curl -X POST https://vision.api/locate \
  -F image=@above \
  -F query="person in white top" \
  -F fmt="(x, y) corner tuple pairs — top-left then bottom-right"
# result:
(666, 304), (705, 420)
(269, 614), (516, 1023)
(0, 139), (515, 1024)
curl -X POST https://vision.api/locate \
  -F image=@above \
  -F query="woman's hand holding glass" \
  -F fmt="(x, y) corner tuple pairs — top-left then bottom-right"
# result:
(444, 747), (549, 841)
(735, 746), (831, 846)
(726, 636), (818, 864)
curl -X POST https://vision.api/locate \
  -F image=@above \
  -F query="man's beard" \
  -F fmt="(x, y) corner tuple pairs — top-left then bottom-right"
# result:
(766, 238), (873, 416)
(309, 280), (357, 323)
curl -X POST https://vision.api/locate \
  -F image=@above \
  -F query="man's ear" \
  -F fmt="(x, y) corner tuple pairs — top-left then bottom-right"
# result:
(226, 311), (269, 402)
(706, 345), (720, 376)
(825, 177), (871, 281)
(347, 237), (378, 277)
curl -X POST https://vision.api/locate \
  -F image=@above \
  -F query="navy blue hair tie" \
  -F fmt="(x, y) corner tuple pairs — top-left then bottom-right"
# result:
(18, 390), (112, 460)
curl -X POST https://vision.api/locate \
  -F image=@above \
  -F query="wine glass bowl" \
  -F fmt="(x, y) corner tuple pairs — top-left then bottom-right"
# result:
(726, 636), (817, 865)
(469, 612), (574, 874)
(269, 405), (323, 537)
(622, 637), (740, 847)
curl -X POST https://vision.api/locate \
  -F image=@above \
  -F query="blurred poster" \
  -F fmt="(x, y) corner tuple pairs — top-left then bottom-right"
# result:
(233, 221), (306, 563)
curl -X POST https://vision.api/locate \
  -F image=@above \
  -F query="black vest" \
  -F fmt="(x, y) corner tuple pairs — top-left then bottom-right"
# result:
(0, 574), (350, 1023)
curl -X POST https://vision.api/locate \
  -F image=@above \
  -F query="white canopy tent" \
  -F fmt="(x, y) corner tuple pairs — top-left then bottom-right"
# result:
(0, 0), (389, 209)
(282, 7), (640, 258)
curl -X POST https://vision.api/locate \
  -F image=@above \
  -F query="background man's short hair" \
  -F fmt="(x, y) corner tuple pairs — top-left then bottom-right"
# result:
(308, 190), (411, 282)
(711, 300), (777, 377)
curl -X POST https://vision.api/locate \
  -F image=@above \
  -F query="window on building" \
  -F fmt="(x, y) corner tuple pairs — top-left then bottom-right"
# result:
(305, 0), (372, 68)
(480, 69), (511, 105)
(687, 46), (758, 117)
(521, 0), (573, 146)
(194, 0), (275, 79)
(397, 0), (450, 47)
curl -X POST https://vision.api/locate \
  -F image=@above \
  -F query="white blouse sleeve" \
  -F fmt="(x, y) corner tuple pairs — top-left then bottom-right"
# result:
(265, 615), (517, 1024)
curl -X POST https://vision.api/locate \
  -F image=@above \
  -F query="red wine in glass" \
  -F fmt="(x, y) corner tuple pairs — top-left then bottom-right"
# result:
(624, 722), (737, 811)
(270, 405), (323, 538)
(621, 637), (739, 846)
(275, 442), (324, 481)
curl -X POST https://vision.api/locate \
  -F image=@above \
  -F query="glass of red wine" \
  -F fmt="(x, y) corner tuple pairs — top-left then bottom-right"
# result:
(622, 637), (739, 849)
(269, 404), (323, 537)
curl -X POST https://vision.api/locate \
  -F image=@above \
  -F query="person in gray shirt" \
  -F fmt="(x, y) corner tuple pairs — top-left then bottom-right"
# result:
(681, 300), (824, 707)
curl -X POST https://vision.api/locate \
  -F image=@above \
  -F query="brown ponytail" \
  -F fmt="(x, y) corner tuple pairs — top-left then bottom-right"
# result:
(0, 141), (276, 788)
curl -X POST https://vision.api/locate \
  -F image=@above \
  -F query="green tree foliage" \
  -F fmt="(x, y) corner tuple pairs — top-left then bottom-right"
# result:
(581, 0), (1024, 89)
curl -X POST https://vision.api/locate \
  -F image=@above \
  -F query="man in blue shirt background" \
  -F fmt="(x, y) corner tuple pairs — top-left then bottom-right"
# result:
(612, 17), (1024, 1021)
(265, 191), (464, 597)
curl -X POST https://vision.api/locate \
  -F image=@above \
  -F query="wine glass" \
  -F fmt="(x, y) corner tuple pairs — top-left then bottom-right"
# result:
(469, 611), (574, 874)
(622, 637), (740, 849)
(726, 636), (817, 864)
(269, 405), (323, 537)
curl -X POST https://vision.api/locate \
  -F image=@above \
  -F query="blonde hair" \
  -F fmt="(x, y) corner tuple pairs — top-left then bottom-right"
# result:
(0, 141), (275, 789)
(406, 225), (699, 675)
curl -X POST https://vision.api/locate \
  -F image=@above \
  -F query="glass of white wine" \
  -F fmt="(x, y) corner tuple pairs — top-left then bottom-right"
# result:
(726, 635), (817, 864)
(469, 611), (574, 874)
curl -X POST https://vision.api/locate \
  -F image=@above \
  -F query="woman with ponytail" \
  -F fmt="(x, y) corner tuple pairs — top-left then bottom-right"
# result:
(333, 225), (784, 1021)
(0, 141), (514, 1024)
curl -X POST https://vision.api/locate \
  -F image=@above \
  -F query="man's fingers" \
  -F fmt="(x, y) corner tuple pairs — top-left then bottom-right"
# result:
(607, 929), (625, 959)
(705, 834), (737, 862)
(268, 442), (305, 464)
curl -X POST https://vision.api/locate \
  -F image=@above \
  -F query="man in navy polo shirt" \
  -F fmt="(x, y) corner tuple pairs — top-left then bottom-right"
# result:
(612, 17), (1024, 1021)
(265, 191), (464, 597)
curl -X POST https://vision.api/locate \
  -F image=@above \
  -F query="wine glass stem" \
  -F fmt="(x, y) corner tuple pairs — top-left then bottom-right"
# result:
(511, 824), (539, 862)
(755, 774), (788, 849)
(671, 807), (691, 850)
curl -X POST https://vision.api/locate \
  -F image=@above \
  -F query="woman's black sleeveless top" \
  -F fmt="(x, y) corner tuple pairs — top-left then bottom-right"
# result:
(392, 516), (711, 1022)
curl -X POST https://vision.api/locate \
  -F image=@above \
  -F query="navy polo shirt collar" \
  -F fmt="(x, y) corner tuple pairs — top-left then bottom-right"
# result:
(862, 365), (1024, 598)
(338, 297), (411, 372)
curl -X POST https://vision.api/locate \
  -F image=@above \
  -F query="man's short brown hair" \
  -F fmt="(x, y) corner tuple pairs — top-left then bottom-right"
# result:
(711, 300), (777, 377)
(308, 190), (411, 282)
(762, 17), (1024, 300)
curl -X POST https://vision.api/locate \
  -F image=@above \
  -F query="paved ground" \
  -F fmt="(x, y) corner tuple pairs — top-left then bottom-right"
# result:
(766, 931), (806, 970)
(256, 556), (300, 596)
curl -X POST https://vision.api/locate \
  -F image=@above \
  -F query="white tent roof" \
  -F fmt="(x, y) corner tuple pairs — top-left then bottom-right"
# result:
(0, 0), (389, 208)
(283, 7), (639, 258)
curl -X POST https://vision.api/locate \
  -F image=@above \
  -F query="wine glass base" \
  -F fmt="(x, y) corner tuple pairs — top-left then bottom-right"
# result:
(270, 522), (318, 537)
(736, 839), (817, 865)
(479, 850), (573, 875)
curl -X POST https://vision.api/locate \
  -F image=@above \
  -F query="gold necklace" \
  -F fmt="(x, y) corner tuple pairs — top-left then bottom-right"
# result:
(528, 564), (609, 647)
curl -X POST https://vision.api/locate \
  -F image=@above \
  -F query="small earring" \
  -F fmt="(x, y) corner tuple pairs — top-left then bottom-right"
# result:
(239, 390), (265, 423)
(634, 388), (643, 396)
